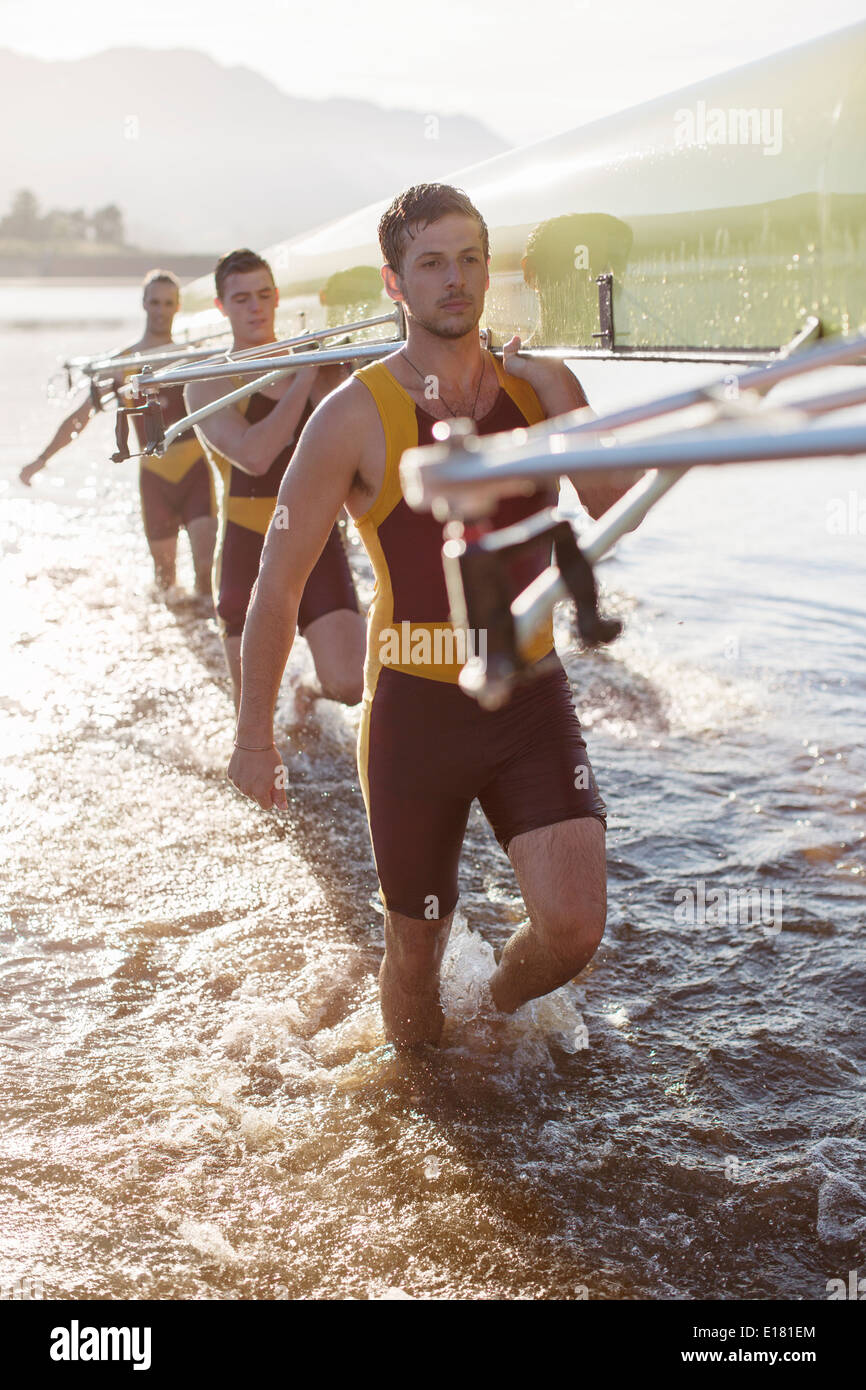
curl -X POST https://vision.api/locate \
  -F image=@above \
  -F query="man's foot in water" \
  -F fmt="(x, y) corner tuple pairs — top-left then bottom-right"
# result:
(288, 681), (322, 733)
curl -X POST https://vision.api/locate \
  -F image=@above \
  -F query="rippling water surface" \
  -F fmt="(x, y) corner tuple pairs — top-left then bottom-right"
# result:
(1, 284), (864, 1301)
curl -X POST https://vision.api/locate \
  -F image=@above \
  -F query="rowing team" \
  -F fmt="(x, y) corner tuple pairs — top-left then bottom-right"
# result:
(21, 182), (641, 1050)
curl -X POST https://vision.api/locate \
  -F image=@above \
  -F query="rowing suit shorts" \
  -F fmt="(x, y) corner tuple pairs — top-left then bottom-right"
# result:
(353, 354), (607, 922)
(139, 455), (215, 542)
(206, 391), (359, 639)
(125, 379), (216, 543)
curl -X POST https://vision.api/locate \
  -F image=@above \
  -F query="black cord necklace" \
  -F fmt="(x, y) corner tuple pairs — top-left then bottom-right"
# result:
(400, 348), (486, 419)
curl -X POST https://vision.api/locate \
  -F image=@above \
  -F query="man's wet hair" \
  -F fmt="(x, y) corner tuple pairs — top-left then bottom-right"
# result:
(214, 248), (275, 301)
(142, 268), (180, 296)
(378, 184), (489, 274)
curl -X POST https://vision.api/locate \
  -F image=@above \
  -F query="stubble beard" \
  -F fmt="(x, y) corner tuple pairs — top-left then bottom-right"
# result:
(407, 300), (484, 342)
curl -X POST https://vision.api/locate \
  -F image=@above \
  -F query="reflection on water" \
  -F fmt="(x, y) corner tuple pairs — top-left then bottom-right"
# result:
(0, 279), (144, 332)
(1, 294), (865, 1300)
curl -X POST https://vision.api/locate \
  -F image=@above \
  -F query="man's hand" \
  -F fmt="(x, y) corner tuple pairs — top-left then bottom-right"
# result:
(501, 333), (535, 383)
(227, 744), (288, 811)
(188, 362), (320, 477)
(502, 333), (585, 414)
(291, 363), (320, 390)
(19, 458), (46, 487)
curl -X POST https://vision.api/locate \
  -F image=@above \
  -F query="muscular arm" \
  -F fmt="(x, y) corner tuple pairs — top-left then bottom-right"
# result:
(186, 365), (319, 476)
(228, 380), (366, 808)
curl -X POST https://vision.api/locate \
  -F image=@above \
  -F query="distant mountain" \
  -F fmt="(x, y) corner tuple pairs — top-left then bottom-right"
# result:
(0, 47), (509, 253)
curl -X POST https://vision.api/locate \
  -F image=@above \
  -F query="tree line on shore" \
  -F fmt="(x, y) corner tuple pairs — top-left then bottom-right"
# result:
(0, 190), (127, 246)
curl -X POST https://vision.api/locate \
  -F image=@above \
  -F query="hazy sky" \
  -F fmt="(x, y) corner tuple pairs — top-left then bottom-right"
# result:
(3, 0), (864, 146)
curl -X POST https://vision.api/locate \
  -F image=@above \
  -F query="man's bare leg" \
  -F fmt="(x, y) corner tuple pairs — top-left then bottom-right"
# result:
(490, 818), (607, 1014)
(303, 608), (366, 706)
(379, 909), (454, 1049)
(148, 536), (177, 592)
(228, 609), (364, 717)
(223, 634), (242, 712)
(186, 516), (217, 597)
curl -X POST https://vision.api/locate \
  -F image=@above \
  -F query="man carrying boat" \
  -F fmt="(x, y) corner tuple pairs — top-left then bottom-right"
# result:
(186, 249), (365, 711)
(19, 270), (218, 598)
(228, 185), (634, 1048)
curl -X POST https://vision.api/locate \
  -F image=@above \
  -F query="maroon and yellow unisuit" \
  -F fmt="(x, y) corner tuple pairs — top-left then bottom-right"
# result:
(352, 352), (606, 921)
(202, 388), (359, 638)
(124, 376), (215, 543)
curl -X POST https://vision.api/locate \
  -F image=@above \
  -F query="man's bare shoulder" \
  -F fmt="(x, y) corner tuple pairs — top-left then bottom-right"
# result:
(536, 355), (587, 394)
(305, 372), (381, 441)
(515, 354), (589, 415)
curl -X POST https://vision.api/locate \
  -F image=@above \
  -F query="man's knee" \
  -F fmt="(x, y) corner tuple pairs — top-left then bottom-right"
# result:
(534, 897), (606, 974)
(303, 611), (365, 705)
(510, 816), (607, 972)
(319, 673), (364, 707)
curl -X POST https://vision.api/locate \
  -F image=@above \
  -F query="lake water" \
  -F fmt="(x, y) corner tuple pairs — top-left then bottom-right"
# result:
(1, 281), (864, 1301)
